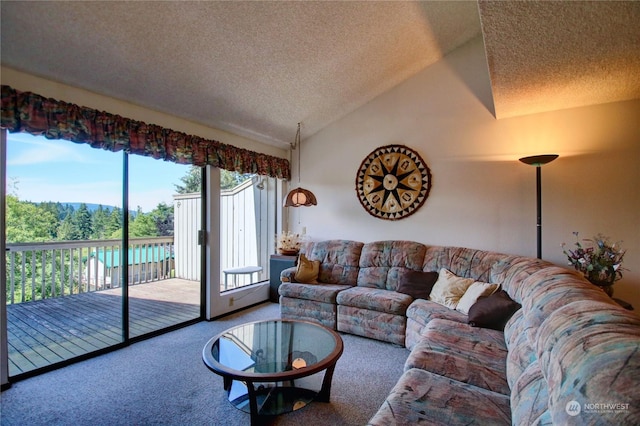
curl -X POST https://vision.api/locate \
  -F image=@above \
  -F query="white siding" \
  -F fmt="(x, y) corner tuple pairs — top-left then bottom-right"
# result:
(173, 193), (202, 281)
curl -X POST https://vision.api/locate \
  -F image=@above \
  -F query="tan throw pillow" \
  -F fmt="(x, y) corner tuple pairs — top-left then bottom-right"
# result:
(429, 268), (475, 309)
(294, 254), (320, 283)
(456, 281), (500, 315)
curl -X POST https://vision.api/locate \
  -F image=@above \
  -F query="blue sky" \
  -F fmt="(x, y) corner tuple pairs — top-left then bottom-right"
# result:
(6, 132), (191, 212)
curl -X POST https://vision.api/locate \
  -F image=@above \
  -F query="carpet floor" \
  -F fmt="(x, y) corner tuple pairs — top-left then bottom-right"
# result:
(0, 302), (408, 426)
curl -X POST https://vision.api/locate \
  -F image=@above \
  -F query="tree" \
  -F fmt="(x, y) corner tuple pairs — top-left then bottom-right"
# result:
(5, 195), (57, 243)
(151, 202), (174, 237)
(129, 207), (158, 237)
(57, 212), (77, 241)
(221, 169), (252, 190)
(175, 166), (202, 194)
(91, 205), (110, 239)
(106, 207), (123, 238)
(74, 203), (92, 240)
(175, 165), (252, 193)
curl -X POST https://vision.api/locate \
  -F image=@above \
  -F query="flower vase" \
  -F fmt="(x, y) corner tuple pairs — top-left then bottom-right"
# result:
(599, 285), (614, 297)
(278, 248), (299, 256)
(587, 277), (615, 297)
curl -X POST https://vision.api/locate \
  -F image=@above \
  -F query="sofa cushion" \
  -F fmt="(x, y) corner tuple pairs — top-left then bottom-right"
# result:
(521, 270), (615, 346)
(279, 296), (339, 330)
(406, 299), (468, 326)
(358, 240), (427, 290)
(535, 300), (640, 425)
(405, 318), (509, 395)
(337, 305), (406, 346)
(405, 299), (468, 350)
(278, 282), (351, 304)
(300, 239), (363, 285)
(367, 368), (511, 426)
(429, 268), (474, 309)
(336, 286), (413, 316)
(510, 361), (551, 426)
(396, 270), (438, 299)
(467, 290), (521, 330)
(505, 329), (538, 391)
(423, 245), (520, 285)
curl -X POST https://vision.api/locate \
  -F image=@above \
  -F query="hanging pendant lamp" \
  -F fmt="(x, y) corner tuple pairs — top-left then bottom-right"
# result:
(284, 123), (317, 207)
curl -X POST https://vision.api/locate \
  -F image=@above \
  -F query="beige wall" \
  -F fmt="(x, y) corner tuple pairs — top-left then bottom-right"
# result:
(290, 36), (640, 311)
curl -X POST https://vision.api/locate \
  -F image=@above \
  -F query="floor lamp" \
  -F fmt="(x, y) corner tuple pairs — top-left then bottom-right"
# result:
(519, 154), (558, 259)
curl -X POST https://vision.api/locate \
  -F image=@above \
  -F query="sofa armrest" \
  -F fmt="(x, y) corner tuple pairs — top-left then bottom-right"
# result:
(280, 266), (298, 283)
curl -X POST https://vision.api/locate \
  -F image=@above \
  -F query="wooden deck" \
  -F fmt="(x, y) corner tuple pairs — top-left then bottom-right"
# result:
(6, 278), (201, 377)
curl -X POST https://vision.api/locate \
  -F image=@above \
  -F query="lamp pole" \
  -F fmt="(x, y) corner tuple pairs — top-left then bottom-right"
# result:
(519, 154), (558, 259)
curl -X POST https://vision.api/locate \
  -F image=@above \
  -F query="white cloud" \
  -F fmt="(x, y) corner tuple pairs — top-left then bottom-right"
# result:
(7, 134), (88, 166)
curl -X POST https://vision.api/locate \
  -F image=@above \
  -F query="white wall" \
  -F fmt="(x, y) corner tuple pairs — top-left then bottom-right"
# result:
(291, 36), (640, 311)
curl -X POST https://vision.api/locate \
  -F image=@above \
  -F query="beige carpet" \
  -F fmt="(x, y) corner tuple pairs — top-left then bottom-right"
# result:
(0, 302), (408, 426)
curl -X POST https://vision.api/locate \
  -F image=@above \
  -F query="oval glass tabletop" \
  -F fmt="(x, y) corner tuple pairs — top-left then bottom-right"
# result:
(202, 319), (343, 420)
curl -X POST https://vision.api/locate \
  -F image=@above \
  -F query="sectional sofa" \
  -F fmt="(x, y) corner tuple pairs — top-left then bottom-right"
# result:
(278, 240), (640, 425)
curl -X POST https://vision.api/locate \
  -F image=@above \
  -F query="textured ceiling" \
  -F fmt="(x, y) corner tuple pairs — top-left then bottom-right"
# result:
(478, 0), (640, 119)
(1, 1), (639, 148)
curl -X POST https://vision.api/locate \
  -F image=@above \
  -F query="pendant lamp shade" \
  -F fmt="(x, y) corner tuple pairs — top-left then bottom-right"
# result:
(284, 123), (317, 207)
(283, 187), (318, 207)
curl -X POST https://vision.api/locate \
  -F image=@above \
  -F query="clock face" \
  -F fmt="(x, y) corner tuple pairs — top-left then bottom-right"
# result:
(355, 145), (432, 220)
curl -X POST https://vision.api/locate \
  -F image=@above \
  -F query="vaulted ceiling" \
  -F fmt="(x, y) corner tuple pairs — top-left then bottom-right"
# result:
(2, 1), (639, 148)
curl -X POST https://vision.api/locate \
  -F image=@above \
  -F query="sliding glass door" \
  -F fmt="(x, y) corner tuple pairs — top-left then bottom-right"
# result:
(219, 172), (274, 293)
(4, 132), (124, 377)
(127, 156), (202, 338)
(3, 132), (203, 378)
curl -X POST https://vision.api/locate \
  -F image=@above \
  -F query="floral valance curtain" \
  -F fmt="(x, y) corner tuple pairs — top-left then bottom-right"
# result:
(0, 85), (291, 180)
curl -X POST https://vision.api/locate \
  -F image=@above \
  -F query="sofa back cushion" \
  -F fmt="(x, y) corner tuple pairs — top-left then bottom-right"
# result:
(358, 241), (427, 291)
(423, 246), (521, 286)
(300, 240), (364, 285)
(535, 300), (640, 424)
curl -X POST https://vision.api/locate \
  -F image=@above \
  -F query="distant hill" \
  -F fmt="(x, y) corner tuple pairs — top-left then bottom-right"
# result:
(38, 202), (137, 216)
(64, 203), (118, 213)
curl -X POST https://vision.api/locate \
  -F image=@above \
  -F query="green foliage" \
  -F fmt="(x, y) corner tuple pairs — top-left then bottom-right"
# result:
(106, 207), (123, 238)
(175, 165), (252, 192)
(151, 202), (174, 237)
(91, 205), (111, 239)
(175, 166), (202, 194)
(5, 195), (57, 243)
(74, 203), (93, 240)
(129, 206), (159, 237)
(57, 213), (77, 240)
(5, 170), (186, 304)
(221, 169), (252, 190)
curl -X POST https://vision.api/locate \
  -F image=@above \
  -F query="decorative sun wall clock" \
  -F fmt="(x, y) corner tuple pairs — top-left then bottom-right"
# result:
(355, 144), (432, 220)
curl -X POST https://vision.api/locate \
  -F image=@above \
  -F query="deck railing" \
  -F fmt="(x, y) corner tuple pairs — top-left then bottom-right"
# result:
(5, 237), (174, 305)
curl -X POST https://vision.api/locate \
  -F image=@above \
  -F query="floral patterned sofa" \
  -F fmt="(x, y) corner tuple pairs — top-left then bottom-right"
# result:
(279, 240), (640, 425)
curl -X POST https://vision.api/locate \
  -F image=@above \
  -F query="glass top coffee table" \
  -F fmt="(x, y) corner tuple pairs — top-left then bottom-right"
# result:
(202, 319), (344, 425)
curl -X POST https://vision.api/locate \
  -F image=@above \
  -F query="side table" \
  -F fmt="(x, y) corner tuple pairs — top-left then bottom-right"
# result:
(269, 254), (297, 302)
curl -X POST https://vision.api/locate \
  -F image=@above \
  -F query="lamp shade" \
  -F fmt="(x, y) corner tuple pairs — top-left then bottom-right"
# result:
(283, 187), (317, 207)
(519, 154), (559, 166)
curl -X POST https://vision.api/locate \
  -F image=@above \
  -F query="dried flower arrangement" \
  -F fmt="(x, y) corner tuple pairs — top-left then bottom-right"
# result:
(562, 232), (626, 296)
(277, 231), (302, 255)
